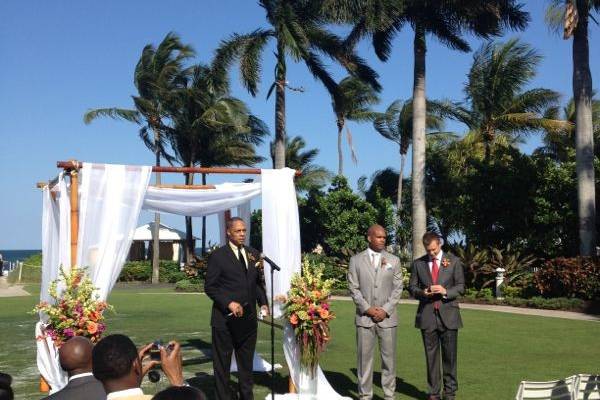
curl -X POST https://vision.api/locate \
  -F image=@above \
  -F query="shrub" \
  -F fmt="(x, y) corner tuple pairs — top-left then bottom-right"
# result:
(534, 257), (600, 300)
(118, 260), (190, 283)
(175, 279), (203, 292)
(6, 263), (42, 284)
(502, 285), (522, 298)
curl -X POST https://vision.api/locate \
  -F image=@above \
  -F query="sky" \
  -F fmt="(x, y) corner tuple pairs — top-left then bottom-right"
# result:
(0, 1), (598, 250)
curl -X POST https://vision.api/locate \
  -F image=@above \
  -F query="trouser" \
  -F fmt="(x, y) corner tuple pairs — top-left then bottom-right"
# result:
(212, 326), (257, 400)
(356, 325), (397, 400)
(421, 311), (458, 398)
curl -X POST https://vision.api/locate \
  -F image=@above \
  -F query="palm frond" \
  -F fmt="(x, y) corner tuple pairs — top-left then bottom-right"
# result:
(83, 108), (141, 125)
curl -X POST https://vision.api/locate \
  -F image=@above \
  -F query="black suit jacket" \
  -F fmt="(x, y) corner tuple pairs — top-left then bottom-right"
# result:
(42, 375), (106, 400)
(204, 244), (268, 331)
(408, 252), (465, 330)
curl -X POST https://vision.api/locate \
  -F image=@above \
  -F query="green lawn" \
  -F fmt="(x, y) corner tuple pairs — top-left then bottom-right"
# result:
(1, 287), (598, 399)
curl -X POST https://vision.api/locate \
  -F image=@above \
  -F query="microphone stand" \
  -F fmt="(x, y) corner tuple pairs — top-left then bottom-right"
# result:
(261, 255), (280, 400)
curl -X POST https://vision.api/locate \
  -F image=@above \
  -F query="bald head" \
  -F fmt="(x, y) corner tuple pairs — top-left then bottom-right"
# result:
(367, 224), (386, 252)
(59, 336), (94, 376)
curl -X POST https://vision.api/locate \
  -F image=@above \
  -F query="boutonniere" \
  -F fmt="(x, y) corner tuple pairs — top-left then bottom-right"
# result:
(248, 253), (264, 269)
(442, 257), (450, 268)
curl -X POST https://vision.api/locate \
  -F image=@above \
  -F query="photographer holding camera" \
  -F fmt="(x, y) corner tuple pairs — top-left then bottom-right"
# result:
(92, 334), (186, 400)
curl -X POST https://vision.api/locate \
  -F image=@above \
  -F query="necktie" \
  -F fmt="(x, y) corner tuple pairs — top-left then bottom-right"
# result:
(431, 257), (440, 310)
(238, 246), (247, 271)
(372, 253), (377, 268)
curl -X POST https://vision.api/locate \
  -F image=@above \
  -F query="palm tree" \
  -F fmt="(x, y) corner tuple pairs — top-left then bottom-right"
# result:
(374, 98), (447, 212)
(166, 64), (268, 258)
(343, 0), (529, 259)
(538, 93), (599, 161)
(269, 135), (332, 193)
(214, 0), (380, 170)
(331, 76), (380, 176)
(546, 0), (600, 255)
(442, 39), (570, 161)
(84, 32), (193, 283)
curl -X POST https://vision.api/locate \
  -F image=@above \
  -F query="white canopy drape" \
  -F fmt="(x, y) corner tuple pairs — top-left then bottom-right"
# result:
(38, 164), (344, 398)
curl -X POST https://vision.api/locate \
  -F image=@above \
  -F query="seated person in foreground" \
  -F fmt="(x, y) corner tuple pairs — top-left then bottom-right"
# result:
(152, 386), (206, 400)
(0, 372), (14, 400)
(92, 334), (186, 400)
(42, 336), (105, 400)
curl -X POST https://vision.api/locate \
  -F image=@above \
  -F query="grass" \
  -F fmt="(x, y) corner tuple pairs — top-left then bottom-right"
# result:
(1, 287), (598, 399)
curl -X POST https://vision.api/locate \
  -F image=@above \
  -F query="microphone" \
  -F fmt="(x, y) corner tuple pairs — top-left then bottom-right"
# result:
(260, 253), (281, 271)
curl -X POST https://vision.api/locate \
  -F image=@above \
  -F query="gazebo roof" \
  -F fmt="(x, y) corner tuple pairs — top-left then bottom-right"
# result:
(132, 222), (195, 241)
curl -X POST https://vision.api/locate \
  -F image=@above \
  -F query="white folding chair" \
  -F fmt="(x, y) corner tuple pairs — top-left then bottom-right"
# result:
(573, 374), (600, 400)
(515, 376), (576, 400)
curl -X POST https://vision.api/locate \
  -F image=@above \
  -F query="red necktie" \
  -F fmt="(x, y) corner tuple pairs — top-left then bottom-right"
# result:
(431, 257), (440, 310)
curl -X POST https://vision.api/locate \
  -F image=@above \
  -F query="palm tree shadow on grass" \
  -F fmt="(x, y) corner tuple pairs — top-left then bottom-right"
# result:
(322, 368), (428, 400)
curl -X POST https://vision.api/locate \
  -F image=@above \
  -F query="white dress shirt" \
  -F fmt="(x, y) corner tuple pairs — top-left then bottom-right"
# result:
(107, 388), (145, 399)
(228, 241), (248, 269)
(68, 372), (94, 382)
(427, 250), (443, 274)
(367, 248), (381, 268)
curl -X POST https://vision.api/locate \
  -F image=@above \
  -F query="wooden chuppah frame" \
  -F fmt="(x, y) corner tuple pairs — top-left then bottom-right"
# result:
(38, 160), (300, 393)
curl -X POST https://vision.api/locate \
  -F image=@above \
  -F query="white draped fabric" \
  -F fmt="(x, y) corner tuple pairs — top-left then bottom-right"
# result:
(143, 182), (261, 217)
(37, 174), (71, 392)
(261, 168), (301, 318)
(262, 169), (349, 400)
(77, 163), (152, 300)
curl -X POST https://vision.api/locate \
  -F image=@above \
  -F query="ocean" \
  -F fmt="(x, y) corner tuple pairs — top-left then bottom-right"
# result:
(0, 250), (41, 263)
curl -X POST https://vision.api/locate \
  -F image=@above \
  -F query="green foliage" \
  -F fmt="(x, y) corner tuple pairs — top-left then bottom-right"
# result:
(23, 253), (42, 267)
(174, 279), (203, 292)
(7, 263), (42, 284)
(302, 253), (347, 291)
(250, 209), (262, 250)
(118, 261), (190, 284)
(313, 176), (381, 258)
(534, 257), (600, 300)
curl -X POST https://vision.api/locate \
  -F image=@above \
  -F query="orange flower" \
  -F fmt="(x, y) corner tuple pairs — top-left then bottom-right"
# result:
(319, 309), (329, 319)
(312, 290), (321, 298)
(86, 321), (98, 334)
(289, 314), (299, 325)
(89, 311), (101, 321)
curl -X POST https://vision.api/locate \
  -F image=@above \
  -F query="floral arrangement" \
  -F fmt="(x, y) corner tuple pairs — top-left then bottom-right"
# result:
(32, 267), (112, 347)
(282, 258), (336, 375)
(442, 257), (450, 268)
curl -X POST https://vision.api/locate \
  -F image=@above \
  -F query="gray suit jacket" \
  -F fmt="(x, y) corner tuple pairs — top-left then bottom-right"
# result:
(348, 249), (403, 328)
(42, 375), (106, 400)
(408, 252), (465, 330)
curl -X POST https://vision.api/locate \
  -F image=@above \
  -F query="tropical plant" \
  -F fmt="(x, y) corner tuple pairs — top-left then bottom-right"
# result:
(342, 0), (529, 259)
(215, 0), (380, 169)
(451, 243), (490, 290)
(331, 76), (380, 175)
(546, 0), (600, 255)
(538, 93), (600, 161)
(374, 98), (448, 212)
(166, 63), (268, 256)
(84, 32), (193, 281)
(442, 39), (570, 161)
(479, 245), (537, 290)
(270, 135), (332, 193)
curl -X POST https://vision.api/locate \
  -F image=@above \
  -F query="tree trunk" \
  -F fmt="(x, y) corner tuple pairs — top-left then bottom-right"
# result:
(152, 130), (161, 284)
(411, 25), (427, 260)
(274, 38), (286, 169)
(397, 152), (406, 211)
(202, 173), (207, 255)
(184, 169), (195, 265)
(573, 0), (596, 255)
(337, 118), (344, 176)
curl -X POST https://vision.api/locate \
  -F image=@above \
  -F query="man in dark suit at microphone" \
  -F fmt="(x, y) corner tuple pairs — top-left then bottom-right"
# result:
(205, 217), (269, 400)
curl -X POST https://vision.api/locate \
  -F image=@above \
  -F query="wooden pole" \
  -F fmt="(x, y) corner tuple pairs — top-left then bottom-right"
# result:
(57, 161), (302, 176)
(69, 169), (79, 268)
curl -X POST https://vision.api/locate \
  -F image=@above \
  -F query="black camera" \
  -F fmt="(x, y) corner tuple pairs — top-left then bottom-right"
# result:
(150, 340), (163, 361)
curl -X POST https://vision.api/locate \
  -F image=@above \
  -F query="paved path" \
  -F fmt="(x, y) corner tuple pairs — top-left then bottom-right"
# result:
(332, 296), (600, 322)
(0, 275), (30, 297)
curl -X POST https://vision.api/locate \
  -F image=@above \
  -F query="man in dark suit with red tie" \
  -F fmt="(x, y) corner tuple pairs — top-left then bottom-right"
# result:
(409, 232), (465, 400)
(205, 217), (269, 400)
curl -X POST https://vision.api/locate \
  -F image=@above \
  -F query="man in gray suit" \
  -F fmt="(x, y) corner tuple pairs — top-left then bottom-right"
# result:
(348, 224), (403, 400)
(409, 232), (465, 400)
(43, 336), (105, 400)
